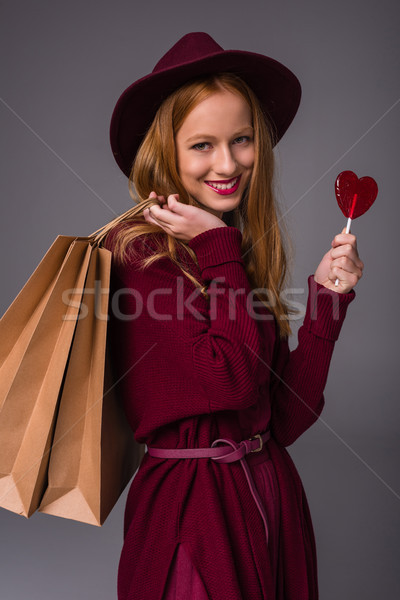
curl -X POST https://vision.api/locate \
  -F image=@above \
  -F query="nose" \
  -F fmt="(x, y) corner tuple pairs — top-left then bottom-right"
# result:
(213, 144), (238, 177)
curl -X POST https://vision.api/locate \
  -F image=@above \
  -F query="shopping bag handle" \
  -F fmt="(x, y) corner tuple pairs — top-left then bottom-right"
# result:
(88, 197), (162, 248)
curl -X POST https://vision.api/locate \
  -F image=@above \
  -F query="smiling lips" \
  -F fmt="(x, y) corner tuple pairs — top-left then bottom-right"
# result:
(204, 175), (242, 195)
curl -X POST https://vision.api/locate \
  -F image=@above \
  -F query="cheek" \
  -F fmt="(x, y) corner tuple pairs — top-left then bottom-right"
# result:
(179, 156), (207, 183)
(244, 149), (255, 170)
(235, 147), (255, 171)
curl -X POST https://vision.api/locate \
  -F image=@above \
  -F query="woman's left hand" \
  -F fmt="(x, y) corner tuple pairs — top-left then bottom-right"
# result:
(313, 229), (364, 293)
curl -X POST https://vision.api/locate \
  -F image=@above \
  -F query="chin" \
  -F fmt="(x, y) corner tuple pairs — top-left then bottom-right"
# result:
(190, 190), (242, 217)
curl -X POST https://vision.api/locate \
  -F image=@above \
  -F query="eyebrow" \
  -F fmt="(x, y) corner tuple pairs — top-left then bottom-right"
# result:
(184, 126), (254, 144)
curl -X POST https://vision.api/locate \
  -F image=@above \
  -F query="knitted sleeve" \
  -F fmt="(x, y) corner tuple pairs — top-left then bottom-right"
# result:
(186, 226), (266, 412)
(269, 275), (355, 447)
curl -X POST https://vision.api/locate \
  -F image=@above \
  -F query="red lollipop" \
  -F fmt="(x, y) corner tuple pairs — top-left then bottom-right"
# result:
(335, 170), (378, 220)
(334, 170), (378, 286)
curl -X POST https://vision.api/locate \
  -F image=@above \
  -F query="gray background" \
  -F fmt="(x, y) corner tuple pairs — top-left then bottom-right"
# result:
(0, 0), (399, 598)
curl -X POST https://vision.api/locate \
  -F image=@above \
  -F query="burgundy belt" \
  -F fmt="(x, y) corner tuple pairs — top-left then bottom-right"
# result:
(147, 429), (271, 545)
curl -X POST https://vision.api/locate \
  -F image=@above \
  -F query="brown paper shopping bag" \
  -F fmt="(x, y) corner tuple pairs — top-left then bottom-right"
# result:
(0, 237), (93, 517)
(38, 244), (144, 526)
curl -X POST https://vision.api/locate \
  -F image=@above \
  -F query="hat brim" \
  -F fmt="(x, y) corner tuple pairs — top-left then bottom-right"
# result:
(110, 49), (301, 177)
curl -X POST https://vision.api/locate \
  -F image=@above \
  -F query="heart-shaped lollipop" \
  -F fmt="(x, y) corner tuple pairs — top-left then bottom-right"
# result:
(334, 170), (378, 287)
(335, 170), (378, 220)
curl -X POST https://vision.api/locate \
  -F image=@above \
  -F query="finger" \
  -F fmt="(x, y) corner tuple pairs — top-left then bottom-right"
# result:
(166, 194), (182, 211)
(146, 205), (162, 222)
(143, 207), (156, 222)
(331, 232), (357, 249)
(146, 204), (177, 228)
(148, 191), (167, 206)
(330, 244), (364, 268)
(329, 266), (359, 290)
(144, 206), (162, 221)
(144, 208), (170, 231)
(330, 255), (363, 278)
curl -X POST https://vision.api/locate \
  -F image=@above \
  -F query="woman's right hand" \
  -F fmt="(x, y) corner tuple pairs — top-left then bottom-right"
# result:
(143, 192), (227, 242)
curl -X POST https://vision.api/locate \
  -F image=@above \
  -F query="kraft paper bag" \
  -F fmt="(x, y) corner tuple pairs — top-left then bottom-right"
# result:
(0, 236), (93, 517)
(38, 245), (144, 526)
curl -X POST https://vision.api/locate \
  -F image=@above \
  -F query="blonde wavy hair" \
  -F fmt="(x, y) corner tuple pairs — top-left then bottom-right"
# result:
(97, 72), (294, 337)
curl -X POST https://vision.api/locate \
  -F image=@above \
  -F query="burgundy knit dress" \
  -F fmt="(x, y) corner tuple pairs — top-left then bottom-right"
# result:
(104, 225), (355, 600)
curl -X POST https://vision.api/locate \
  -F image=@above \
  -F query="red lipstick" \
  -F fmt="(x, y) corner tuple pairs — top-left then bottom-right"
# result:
(204, 175), (242, 196)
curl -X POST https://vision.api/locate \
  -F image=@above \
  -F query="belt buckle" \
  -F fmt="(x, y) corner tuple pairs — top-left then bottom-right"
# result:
(248, 433), (263, 453)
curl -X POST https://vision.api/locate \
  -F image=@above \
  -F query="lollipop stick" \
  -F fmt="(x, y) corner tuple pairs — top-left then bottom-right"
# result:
(334, 217), (352, 286)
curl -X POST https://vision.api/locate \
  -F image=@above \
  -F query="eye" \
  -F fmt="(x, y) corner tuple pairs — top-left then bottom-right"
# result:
(234, 136), (251, 144)
(191, 142), (211, 151)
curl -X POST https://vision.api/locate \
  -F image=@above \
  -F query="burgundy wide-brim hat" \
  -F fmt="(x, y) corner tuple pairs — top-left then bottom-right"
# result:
(110, 32), (301, 177)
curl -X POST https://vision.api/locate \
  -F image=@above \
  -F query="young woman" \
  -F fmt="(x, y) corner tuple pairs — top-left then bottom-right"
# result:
(102, 32), (363, 600)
